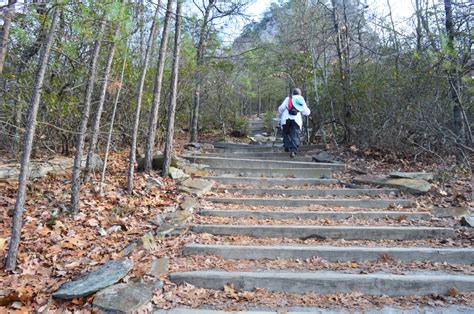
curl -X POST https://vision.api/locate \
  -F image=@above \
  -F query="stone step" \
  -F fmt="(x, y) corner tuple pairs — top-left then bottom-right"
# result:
(210, 144), (325, 153)
(185, 156), (345, 170)
(205, 168), (333, 179)
(204, 176), (339, 187)
(218, 187), (398, 197)
(183, 244), (474, 264)
(191, 151), (316, 158)
(156, 307), (474, 314)
(192, 224), (454, 240)
(207, 197), (415, 208)
(199, 209), (430, 220)
(169, 270), (474, 296)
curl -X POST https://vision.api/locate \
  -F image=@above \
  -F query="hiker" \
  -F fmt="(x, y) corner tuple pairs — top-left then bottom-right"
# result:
(278, 88), (311, 158)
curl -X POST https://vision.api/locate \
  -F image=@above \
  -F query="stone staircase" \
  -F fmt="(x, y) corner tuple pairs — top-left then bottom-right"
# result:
(162, 139), (474, 313)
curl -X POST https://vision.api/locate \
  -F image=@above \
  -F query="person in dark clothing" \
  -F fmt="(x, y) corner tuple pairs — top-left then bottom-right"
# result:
(278, 88), (311, 158)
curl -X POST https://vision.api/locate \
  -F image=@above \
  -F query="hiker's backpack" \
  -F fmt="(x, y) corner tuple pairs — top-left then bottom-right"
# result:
(287, 97), (299, 115)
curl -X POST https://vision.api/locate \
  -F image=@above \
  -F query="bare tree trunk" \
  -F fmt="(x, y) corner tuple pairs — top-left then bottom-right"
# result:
(162, 0), (182, 177)
(190, 0), (215, 143)
(70, 21), (106, 213)
(386, 0), (400, 74)
(99, 49), (127, 195)
(5, 9), (58, 271)
(126, 6), (160, 193)
(143, 0), (174, 173)
(330, 0), (351, 139)
(257, 82), (262, 118)
(0, 0), (16, 74)
(84, 25), (119, 182)
(443, 0), (465, 142)
(415, 0), (422, 52)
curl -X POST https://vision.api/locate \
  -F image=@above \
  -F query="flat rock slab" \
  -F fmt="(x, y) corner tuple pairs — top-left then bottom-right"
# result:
(204, 177), (338, 187)
(179, 178), (214, 197)
(0, 155), (102, 181)
(93, 281), (161, 313)
(207, 168), (332, 179)
(53, 259), (133, 299)
(192, 225), (455, 240)
(207, 197), (415, 209)
(219, 188), (399, 197)
(312, 151), (338, 163)
(354, 175), (431, 194)
(461, 215), (474, 227)
(183, 244), (474, 264)
(169, 270), (474, 296)
(199, 209), (430, 220)
(389, 171), (434, 181)
(185, 156), (345, 170)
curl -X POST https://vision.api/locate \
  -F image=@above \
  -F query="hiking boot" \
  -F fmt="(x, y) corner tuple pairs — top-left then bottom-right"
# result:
(290, 151), (296, 158)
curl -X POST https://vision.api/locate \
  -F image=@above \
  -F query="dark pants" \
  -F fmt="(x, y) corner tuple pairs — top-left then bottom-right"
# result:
(282, 119), (301, 153)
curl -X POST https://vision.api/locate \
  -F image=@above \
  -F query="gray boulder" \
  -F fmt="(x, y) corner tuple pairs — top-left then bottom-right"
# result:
(460, 215), (474, 227)
(184, 142), (201, 150)
(312, 151), (337, 163)
(92, 280), (162, 313)
(53, 259), (133, 299)
(137, 154), (178, 172)
(179, 178), (214, 197)
(354, 175), (431, 194)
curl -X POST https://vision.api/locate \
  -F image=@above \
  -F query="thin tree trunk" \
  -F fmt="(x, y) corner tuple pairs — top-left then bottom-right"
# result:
(70, 21), (106, 213)
(386, 0), (400, 75)
(143, 0), (173, 173)
(5, 9), (58, 271)
(443, 0), (465, 142)
(84, 25), (119, 182)
(99, 49), (127, 195)
(162, 0), (182, 177)
(330, 0), (350, 137)
(415, 0), (422, 52)
(190, 0), (215, 143)
(0, 0), (16, 74)
(257, 82), (261, 118)
(126, 6), (160, 193)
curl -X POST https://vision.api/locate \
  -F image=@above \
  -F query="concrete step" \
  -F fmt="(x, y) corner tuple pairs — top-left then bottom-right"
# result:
(191, 151), (316, 158)
(192, 225), (455, 240)
(210, 144), (325, 153)
(199, 209), (430, 220)
(156, 307), (474, 314)
(185, 156), (345, 170)
(169, 270), (474, 296)
(207, 197), (415, 209)
(205, 168), (333, 179)
(183, 244), (474, 264)
(204, 176), (339, 187)
(218, 187), (398, 197)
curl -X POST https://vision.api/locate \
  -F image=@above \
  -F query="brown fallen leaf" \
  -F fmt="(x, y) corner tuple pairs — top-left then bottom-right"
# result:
(224, 283), (239, 300)
(447, 287), (459, 297)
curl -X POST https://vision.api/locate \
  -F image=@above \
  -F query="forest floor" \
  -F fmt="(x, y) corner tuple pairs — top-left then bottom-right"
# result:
(0, 132), (472, 312)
